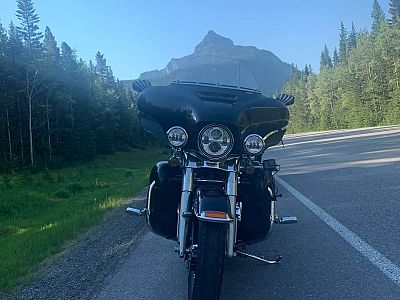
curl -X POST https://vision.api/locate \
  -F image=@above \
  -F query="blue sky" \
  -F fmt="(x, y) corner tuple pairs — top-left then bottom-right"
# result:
(0, 0), (390, 79)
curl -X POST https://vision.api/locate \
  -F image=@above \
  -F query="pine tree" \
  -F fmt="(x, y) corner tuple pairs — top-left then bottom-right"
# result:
(0, 23), (13, 162)
(339, 22), (348, 63)
(304, 65), (310, 76)
(16, 0), (43, 60)
(8, 21), (24, 63)
(60, 42), (76, 71)
(43, 26), (60, 64)
(372, 0), (386, 34)
(348, 22), (357, 50)
(95, 51), (111, 82)
(388, 0), (400, 28)
(16, 0), (44, 166)
(333, 47), (340, 67)
(0, 22), (8, 59)
(320, 45), (333, 70)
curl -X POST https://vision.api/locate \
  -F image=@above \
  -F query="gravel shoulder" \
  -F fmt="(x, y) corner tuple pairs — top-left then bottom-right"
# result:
(3, 190), (148, 300)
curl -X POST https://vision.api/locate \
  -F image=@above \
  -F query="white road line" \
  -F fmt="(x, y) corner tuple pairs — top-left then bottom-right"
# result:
(276, 176), (400, 287)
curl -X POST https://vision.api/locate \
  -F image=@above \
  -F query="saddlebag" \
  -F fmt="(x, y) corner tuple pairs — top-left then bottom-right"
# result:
(146, 161), (182, 240)
(237, 168), (272, 244)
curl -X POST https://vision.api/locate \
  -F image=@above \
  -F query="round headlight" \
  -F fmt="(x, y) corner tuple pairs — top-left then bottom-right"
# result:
(198, 125), (233, 159)
(244, 134), (265, 155)
(167, 126), (188, 147)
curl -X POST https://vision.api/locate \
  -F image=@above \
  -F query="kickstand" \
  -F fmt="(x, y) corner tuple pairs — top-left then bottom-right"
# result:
(235, 251), (282, 264)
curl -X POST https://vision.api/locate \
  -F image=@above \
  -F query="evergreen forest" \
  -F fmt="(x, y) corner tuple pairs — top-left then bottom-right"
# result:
(285, 0), (400, 132)
(0, 0), (141, 170)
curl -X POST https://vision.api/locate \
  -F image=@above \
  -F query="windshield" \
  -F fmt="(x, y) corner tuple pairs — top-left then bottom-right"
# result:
(159, 56), (260, 92)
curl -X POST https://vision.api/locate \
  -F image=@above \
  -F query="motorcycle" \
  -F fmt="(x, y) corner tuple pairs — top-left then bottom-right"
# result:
(127, 64), (296, 300)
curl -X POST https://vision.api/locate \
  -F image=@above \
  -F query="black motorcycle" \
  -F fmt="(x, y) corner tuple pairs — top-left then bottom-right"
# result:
(127, 67), (296, 299)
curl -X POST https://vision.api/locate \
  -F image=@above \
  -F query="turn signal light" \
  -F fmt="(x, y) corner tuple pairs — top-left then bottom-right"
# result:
(204, 211), (228, 219)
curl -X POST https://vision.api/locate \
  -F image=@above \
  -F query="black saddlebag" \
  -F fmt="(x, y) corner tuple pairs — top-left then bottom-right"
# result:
(237, 169), (272, 244)
(146, 161), (182, 240)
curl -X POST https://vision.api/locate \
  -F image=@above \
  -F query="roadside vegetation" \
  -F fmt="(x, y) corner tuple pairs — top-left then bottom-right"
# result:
(0, 0), (168, 293)
(0, 0), (141, 171)
(285, 0), (400, 133)
(0, 149), (167, 292)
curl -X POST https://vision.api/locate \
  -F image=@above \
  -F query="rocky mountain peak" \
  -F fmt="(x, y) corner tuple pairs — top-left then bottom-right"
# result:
(194, 30), (234, 53)
(131, 30), (292, 93)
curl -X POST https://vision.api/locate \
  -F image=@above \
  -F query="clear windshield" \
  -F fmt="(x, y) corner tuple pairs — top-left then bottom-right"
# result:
(169, 56), (260, 91)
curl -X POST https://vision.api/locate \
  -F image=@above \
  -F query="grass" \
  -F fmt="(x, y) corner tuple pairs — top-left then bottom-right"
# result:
(0, 149), (168, 293)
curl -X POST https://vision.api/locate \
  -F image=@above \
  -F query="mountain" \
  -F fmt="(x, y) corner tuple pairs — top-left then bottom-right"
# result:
(124, 30), (292, 94)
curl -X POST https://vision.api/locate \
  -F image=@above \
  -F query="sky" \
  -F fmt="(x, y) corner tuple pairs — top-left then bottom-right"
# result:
(0, 0), (390, 80)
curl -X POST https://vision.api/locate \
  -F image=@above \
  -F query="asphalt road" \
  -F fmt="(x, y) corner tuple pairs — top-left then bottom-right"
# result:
(96, 125), (400, 300)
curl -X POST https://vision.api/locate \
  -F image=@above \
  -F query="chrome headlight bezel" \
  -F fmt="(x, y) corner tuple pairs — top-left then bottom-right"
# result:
(166, 126), (188, 148)
(244, 134), (265, 155)
(198, 125), (234, 159)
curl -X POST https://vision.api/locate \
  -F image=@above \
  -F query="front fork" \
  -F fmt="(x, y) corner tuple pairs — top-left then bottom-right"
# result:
(226, 171), (237, 258)
(178, 168), (193, 257)
(177, 167), (237, 258)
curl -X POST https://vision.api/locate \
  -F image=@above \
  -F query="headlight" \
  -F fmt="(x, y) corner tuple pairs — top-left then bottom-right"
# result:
(244, 134), (265, 155)
(167, 126), (188, 147)
(198, 125), (233, 159)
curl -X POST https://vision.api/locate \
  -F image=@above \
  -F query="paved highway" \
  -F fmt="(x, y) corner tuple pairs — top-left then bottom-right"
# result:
(96, 126), (400, 299)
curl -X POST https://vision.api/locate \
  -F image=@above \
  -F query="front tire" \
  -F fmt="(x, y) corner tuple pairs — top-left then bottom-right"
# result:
(188, 222), (226, 300)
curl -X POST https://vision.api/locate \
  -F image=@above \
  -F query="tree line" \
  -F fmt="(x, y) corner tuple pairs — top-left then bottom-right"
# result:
(0, 0), (141, 170)
(285, 0), (400, 133)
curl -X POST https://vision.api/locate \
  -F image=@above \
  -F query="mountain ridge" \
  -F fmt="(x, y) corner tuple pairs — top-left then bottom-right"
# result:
(124, 30), (292, 94)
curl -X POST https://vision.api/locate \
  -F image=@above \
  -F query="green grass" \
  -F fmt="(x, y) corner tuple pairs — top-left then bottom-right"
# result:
(0, 149), (168, 292)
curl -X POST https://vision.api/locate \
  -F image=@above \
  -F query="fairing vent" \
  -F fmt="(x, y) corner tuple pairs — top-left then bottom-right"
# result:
(196, 91), (238, 105)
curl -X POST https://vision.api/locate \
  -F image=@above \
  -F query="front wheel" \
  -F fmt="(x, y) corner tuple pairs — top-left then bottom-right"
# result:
(188, 222), (226, 300)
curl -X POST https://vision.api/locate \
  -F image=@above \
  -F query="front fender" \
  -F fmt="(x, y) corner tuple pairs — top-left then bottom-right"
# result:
(194, 187), (233, 223)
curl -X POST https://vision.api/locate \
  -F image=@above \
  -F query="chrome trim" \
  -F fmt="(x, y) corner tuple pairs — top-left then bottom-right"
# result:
(195, 179), (225, 183)
(171, 80), (262, 94)
(147, 181), (156, 216)
(126, 207), (148, 216)
(145, 181), (156, 234)
(182, 167), (194, 192)
(226, 171), (238, 258)
(185, 152), (239, 172)
(263, 129), (279, 140)
(226, 171), (238, 197)
(236, 202), (242, 222)
(267, 186), (276, 236)
(279, 216), (298, 224)
(235, 251), (282, 264)
(178, 168), (194, 257)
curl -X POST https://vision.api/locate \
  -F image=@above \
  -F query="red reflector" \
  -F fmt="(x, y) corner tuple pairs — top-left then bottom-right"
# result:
(204, 211), (228, 219)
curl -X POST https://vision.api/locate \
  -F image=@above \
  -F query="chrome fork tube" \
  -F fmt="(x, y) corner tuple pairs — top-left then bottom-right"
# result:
(226, 171), (237, 258)
(178, 167), (194, 257)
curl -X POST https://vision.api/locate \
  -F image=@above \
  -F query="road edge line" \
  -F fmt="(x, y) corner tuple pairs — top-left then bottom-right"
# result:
(276, 176), (400, 287)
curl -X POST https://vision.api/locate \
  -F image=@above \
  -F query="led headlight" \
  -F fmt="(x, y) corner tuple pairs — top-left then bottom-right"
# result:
(244, 134), (265, 155)
(167, 126), (188, 147)
(198, 125), (233, 159)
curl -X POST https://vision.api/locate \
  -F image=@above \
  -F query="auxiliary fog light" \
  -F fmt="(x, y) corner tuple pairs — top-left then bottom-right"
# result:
(244, 134), (265, 155)
(167, 126), (188, 147)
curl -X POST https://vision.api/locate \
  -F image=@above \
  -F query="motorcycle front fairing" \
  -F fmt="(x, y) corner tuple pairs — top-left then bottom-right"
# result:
(138, 82), (290, 153)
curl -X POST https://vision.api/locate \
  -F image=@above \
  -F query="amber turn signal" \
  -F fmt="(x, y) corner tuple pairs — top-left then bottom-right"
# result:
(204, 211), (228, 219)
